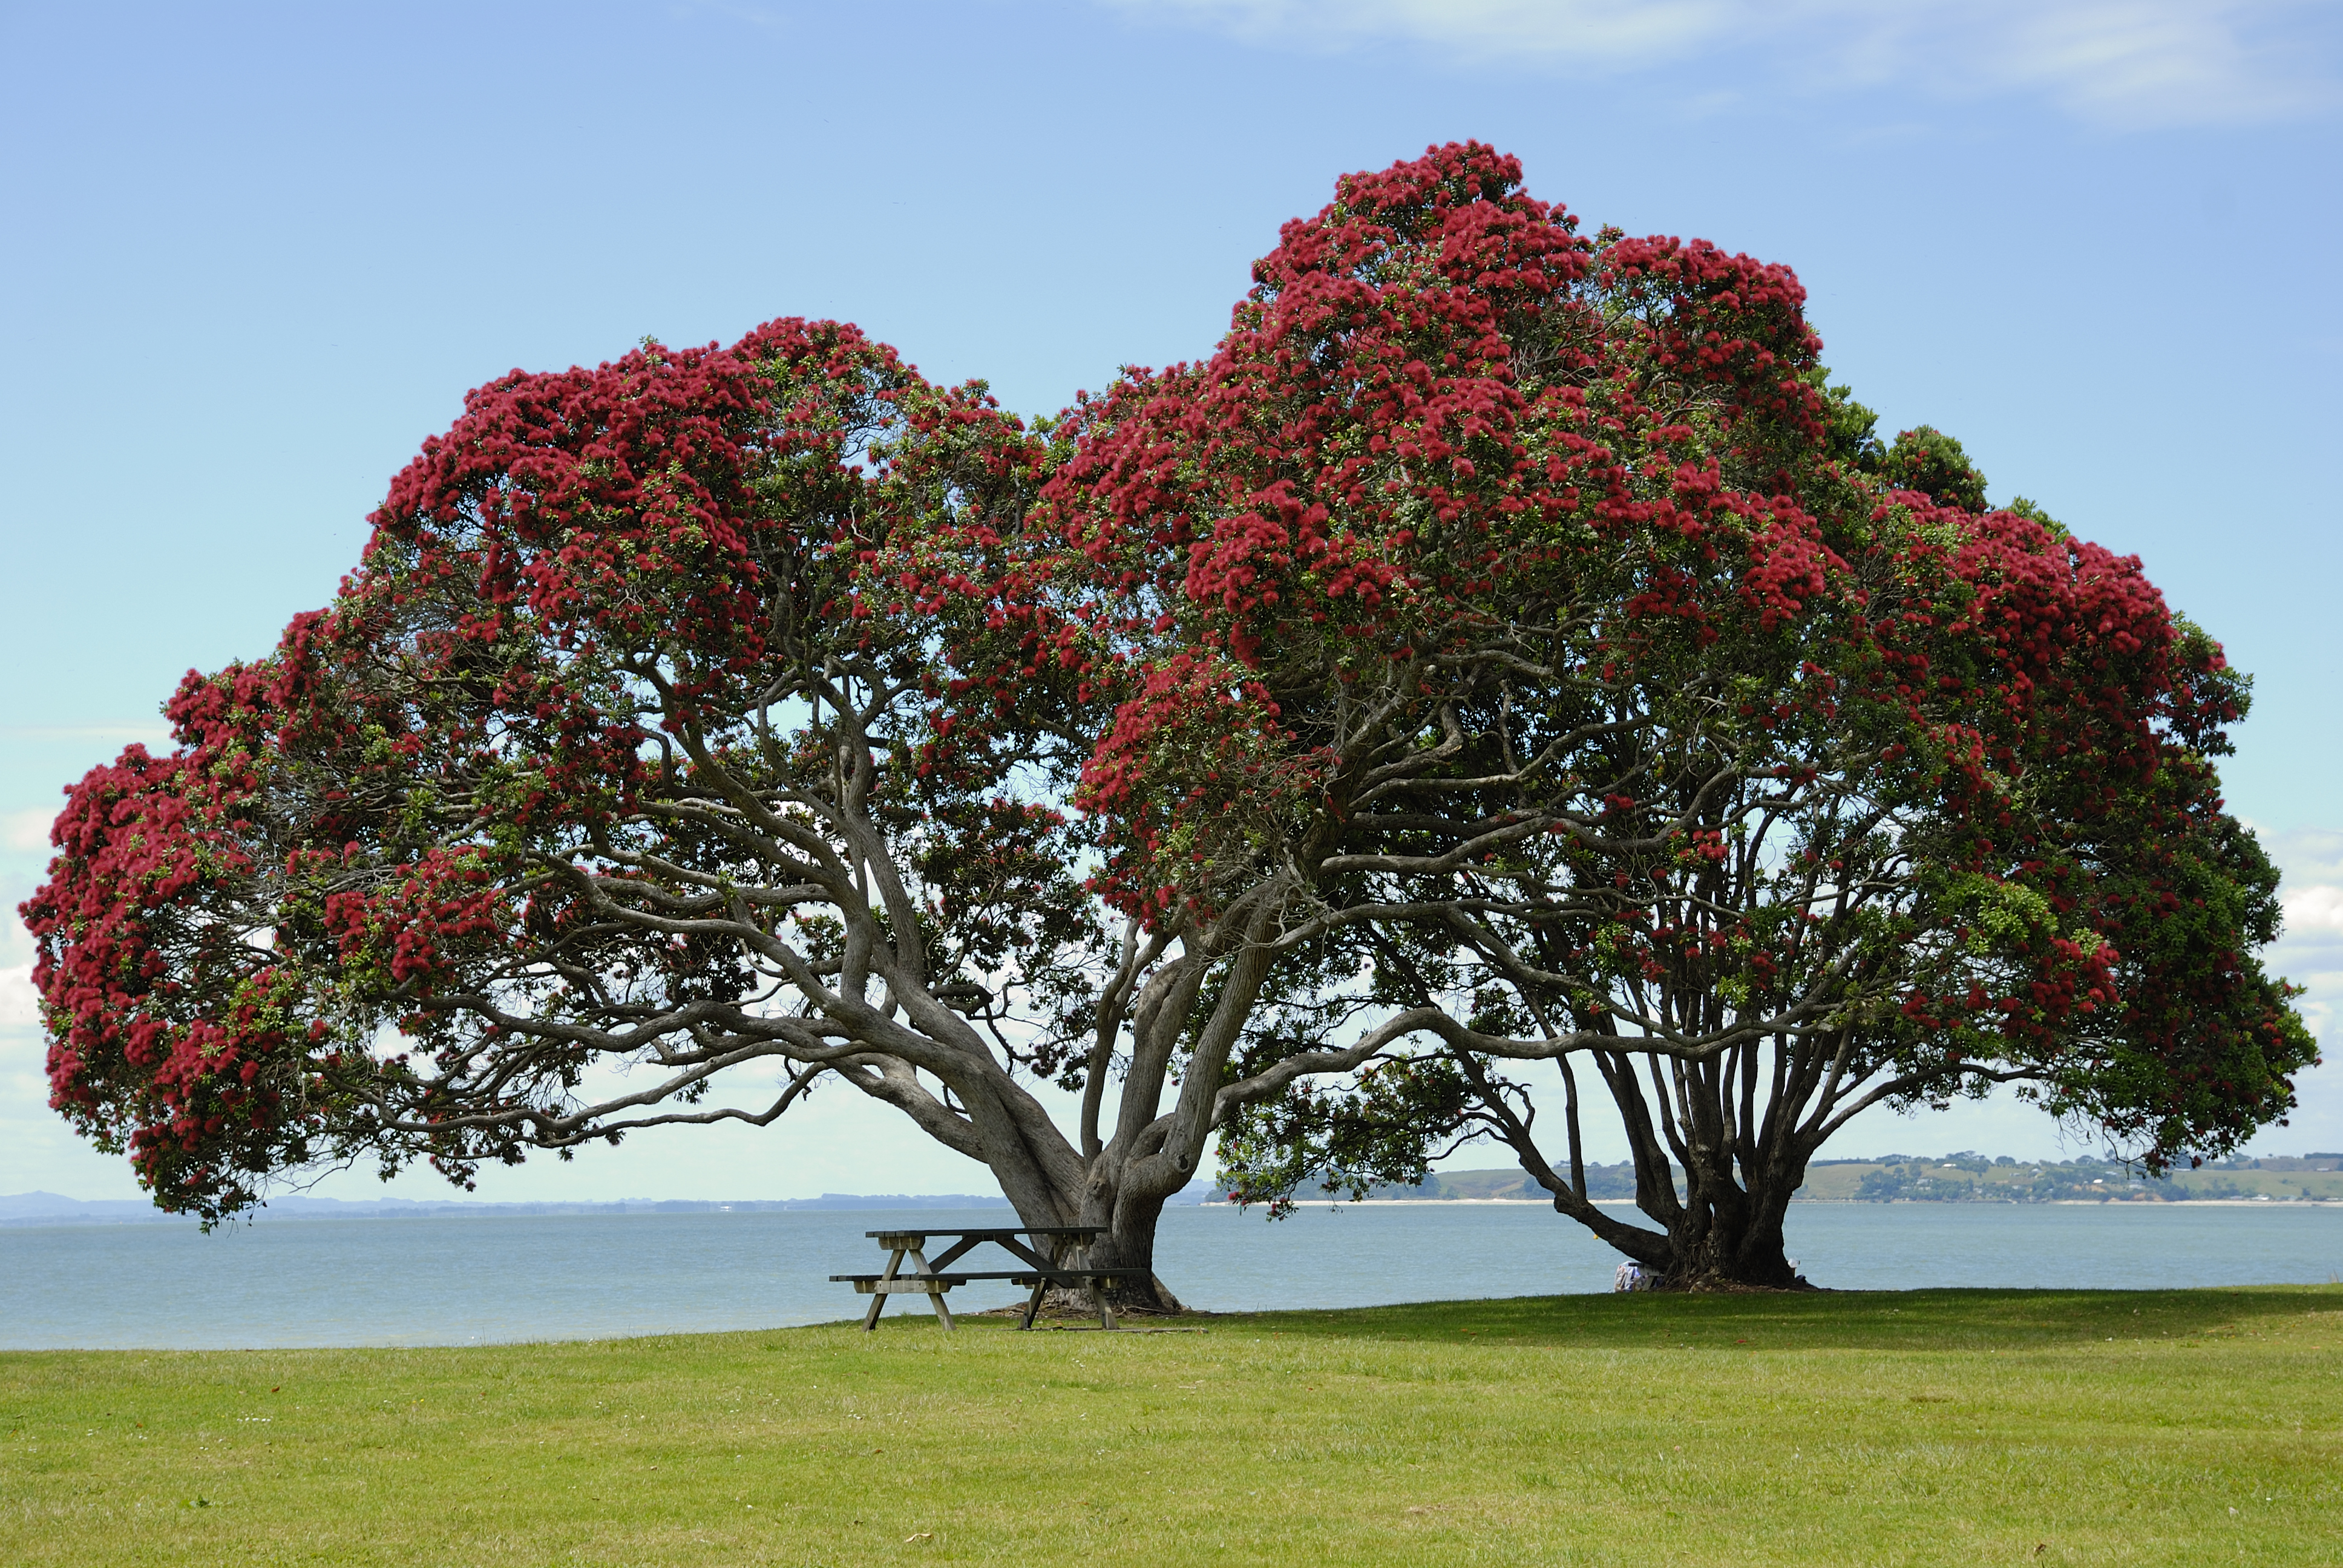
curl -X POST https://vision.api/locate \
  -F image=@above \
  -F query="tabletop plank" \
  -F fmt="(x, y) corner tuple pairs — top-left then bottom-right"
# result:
(863, 1225), (1104, 1239)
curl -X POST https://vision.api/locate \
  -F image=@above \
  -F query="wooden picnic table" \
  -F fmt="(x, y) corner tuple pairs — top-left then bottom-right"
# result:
(830, 1225), (1145, 1331)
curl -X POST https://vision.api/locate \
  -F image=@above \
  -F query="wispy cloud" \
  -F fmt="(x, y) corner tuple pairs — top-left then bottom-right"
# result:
(0, 724), (171, 745)
(1101, 0), (2337, 126)
(2281, 882), (2343, 935)
(1, 811), (56, 855)
(2264, 826), (2343, 886)
(0, 964), (36, 1032)
(2260, 828), (2343, 1045)
(1119, 0), (1738, 60)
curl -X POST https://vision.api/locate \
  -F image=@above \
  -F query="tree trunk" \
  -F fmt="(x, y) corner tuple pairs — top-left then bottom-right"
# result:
(1032, 918), (1277, 1316)
(1613, 1056), (1817, 1290)
(1472, 1047), (1819, 1292)
(1648, 1178), (1807, 1290)
(971, 1154), (1184, 1319)
(940, 1071), (1189, 1316)
(1620, 1071), (1815, 1291)
(1078, 1177), (1184, 1314)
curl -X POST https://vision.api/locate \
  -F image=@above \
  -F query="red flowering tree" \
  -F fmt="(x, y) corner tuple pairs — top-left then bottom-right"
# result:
(19, 320), (1270, 1307)
(1050, 143), (2315, 1288)
(24, 148), (2316, 1304)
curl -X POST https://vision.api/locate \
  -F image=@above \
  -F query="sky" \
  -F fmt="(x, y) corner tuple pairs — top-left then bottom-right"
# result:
(2, 0), (2339, 1206)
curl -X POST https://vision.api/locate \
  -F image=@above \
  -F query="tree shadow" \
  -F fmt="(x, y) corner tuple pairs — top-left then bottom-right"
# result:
(1212, 1284), (2343, 1350)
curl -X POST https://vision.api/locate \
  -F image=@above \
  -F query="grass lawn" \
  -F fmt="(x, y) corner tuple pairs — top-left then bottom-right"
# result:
(4, 1287), (2336, 1566)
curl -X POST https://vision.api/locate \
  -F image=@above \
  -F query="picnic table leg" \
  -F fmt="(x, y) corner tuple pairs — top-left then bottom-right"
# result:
(1094, 1276), (1117, 1332)
(862, 1247), (905, 1332)
(1018, 1278), (1047, 1331)
(906, 1247), (954, 1330)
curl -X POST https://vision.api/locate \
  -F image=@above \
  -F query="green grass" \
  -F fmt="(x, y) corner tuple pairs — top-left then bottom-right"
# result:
(4, 1289), (2338, 1566)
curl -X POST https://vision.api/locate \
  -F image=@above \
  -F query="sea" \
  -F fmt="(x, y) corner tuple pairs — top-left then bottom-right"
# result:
(3, 1201), (2336, 1351)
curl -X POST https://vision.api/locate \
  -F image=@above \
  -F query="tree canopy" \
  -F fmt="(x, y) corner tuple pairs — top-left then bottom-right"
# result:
(24, 143), (2316, 1292)
(1085, 145), (2313, 1284)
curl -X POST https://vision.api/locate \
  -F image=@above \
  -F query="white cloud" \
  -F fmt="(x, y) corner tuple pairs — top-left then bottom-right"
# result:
(2281, 882), (2343, 935)
(0, 964), (38, 1031)
(1992, 1), (2332, 124)
(2, 809), (56, 855)
(1118, 0), (1740, 60)
(2251, 827), (2343, 1149)
(2263, 826), (2343, 886)
(1101, 0), (2337, 126)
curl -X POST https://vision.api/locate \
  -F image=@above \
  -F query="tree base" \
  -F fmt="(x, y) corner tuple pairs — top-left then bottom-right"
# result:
(970, 1275), (1187, 1321)
(972, 1296), (1190, 1322)
(1653, 1272), (1824, 1294)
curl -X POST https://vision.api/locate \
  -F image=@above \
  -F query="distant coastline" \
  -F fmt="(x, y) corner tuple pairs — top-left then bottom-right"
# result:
(0, 1191), (1041, 1228)
(1223, 1152), (2341, 1209)
(8, 1152), (2335, 1227)
(0, 1181), (1226, 1228)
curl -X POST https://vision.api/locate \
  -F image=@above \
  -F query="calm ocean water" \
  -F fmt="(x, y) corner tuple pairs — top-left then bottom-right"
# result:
(2, 1202), (2336, 1350)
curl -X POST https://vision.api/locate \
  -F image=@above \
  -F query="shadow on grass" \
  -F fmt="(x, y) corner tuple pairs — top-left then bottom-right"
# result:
(1191, 1284), (2343, 1350)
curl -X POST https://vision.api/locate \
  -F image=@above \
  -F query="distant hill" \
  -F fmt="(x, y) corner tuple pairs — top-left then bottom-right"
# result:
(0, 1192), (177, 1223)
(1207, 1154), (2342, 1206)
(1208, 1166), (1647, 1203)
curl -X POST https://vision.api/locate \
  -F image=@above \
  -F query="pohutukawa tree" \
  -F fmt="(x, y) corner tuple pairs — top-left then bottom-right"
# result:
(1049, 142), (2316, 1289)
(21, 320), (1265, 1307)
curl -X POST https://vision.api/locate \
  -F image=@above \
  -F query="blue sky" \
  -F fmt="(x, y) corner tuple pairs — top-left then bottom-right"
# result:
(3, 0), (2339, 1203)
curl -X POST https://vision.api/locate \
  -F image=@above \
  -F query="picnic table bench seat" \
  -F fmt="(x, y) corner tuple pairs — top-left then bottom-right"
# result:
(830, 1268), (1150, 1289)
(836, 1227), (1145, 1331)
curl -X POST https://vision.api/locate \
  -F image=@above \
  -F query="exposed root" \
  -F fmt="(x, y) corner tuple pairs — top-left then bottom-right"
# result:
(1658, 1272), (1825, 1294)
(969, 1298), (1193, 1321)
